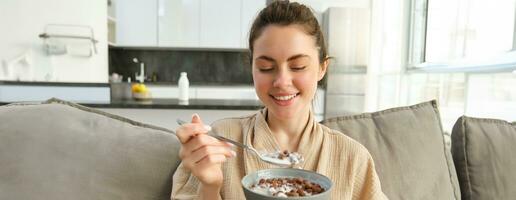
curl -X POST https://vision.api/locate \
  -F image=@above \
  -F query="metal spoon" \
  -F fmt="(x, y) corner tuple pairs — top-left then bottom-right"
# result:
(176, 119), (292, 167)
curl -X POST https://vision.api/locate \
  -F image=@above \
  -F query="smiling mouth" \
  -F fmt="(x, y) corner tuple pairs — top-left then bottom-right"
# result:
(271, 93), (299, 101)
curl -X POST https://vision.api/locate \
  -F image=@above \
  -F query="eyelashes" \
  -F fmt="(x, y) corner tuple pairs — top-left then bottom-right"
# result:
(257, 66), (307, 72)
(259, 68), (273, 72)
(291, 66), (306, 71)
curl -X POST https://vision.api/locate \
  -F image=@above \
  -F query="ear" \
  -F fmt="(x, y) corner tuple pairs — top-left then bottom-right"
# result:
(318, 58), (329, 81)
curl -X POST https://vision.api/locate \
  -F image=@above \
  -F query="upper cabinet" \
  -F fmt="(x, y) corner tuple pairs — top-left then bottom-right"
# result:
(199, 0), (241, 48)
(116, 0), (158, 46)
(116, 0), (264, 49)
(158, 0), (200, 47)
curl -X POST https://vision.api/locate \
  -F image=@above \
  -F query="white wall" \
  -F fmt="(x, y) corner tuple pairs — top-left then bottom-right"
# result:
(295, 0), (370, 11)
(0, 0), (108, 83)
(293, 0), (370, 17)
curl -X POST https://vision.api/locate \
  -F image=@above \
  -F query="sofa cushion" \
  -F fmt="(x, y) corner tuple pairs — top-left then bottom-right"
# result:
(451, 116), (516, 200)
(0, 98), (181, 200)
(322, 100), (461, 200)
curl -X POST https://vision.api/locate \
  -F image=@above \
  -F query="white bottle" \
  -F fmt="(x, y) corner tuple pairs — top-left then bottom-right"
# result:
(178, 72), (189, 104)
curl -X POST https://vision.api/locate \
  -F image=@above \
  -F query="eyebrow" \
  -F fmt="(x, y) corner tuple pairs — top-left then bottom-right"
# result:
(255, 54), (310, 63)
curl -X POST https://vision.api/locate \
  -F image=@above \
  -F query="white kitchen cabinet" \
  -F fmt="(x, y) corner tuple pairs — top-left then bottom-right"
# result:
(116, 0), (263, 48)
(240, 0), (266, 48)
(158, 0), (200, 47)
(116, 0), (158, 46)
(199, 0), (241, 48)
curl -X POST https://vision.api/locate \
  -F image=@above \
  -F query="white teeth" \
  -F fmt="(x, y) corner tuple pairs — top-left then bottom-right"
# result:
(273, 94), (297, 101)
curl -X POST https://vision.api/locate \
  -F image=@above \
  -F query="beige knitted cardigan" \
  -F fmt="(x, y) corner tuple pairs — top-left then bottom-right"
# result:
(171, 109), (387, 200)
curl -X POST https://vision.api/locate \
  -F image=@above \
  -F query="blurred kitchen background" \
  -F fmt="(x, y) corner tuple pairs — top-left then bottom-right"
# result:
(0, 0), (515, 132)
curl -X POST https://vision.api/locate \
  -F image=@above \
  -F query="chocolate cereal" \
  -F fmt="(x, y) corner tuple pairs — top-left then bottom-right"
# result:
(250, 177), (326, 197)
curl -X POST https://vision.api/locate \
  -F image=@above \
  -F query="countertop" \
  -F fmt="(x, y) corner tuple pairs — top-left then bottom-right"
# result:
(0, 98), (264, 110)
(0, 81), (254, 87)
(0, 81), (263, 110)
(99, 98), (263, 110)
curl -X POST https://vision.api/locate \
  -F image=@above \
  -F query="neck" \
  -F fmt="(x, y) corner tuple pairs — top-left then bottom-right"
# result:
(266, 108), (311, 151)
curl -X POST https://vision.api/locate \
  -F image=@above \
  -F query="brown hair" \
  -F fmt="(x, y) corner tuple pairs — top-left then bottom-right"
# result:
(248, 0), (328, 65)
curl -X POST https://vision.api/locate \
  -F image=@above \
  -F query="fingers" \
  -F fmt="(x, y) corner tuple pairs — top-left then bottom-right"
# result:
(191, 113), (203, 124)
(181, 141), (236, 170)
(183, 153), (231, 172)
(175, 125), (207, 145)
(191, 113), (212, 131)
(175, 114), (211, 144)
(176, 113), (236, 173)
(179, 134), (233, 159)
(188, 134), (232, 152)
(196, 154), (229, 167)
(190, 145), (236, 164)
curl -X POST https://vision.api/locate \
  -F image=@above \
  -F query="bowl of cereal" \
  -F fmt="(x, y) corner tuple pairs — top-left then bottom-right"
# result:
(241, 168), (332, 199)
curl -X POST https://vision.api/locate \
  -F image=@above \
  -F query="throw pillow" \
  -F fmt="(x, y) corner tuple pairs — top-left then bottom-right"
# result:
(0, 98), (181, 200)
(451, 116), (516, 200)
(322, 100), (461, 200)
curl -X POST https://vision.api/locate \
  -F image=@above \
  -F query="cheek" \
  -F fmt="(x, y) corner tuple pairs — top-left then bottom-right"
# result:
(294, 73), (319, 93)
(253, 73), (270, 94)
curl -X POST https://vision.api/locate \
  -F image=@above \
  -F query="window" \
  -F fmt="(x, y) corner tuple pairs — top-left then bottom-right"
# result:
(409, 0), (516, 72)
(403, 0), (516, 131)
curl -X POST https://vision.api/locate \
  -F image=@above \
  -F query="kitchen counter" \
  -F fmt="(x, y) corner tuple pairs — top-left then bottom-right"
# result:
(0, 98), (264, 110)
(0, 81), (254, 87)
(98, 98), (263, 110)
(0, 81), (263, 110)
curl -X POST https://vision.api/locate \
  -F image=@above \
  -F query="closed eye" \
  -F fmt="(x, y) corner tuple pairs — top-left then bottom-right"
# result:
(258, 68), (274, 72)
(291, 66), (306, 71)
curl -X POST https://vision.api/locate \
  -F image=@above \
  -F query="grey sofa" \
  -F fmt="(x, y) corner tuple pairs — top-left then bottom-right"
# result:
(0, 98), (182, 200)
(1, 99), (514, 200)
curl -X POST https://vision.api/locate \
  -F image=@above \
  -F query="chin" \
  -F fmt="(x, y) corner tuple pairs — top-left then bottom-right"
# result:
(268, 107), (301, 120)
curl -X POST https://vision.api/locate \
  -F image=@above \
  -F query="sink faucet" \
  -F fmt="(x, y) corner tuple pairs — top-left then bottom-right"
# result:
(132, 58), (145, 83)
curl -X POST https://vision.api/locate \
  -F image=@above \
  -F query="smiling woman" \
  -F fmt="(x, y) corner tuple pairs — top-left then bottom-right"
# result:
(252, 24), (326, 120)
(171, 1), (388, 200)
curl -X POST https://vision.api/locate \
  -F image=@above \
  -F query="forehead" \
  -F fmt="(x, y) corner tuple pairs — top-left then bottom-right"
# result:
(252, 25), (318, 59)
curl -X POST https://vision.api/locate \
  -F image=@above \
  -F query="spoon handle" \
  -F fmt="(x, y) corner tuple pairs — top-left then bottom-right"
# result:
(176, 119), (250, 150)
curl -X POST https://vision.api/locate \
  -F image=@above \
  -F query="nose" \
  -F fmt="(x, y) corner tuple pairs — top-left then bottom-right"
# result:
(272, 68), (292, 88)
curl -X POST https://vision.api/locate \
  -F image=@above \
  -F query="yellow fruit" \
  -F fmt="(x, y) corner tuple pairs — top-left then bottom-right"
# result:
(131, 83), (147, 93)
(139, 84), (147, 92)
(131, 84), (139, 92)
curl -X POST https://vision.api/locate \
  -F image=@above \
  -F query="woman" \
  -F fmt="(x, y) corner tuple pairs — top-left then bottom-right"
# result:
(172, 1), (387, 199)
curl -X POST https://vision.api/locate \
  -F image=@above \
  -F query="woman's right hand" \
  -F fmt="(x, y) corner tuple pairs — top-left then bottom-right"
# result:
(176, 114), (236, 188)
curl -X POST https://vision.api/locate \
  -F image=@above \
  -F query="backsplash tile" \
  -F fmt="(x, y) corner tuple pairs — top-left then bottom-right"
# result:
(109, 48), (252, 85)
